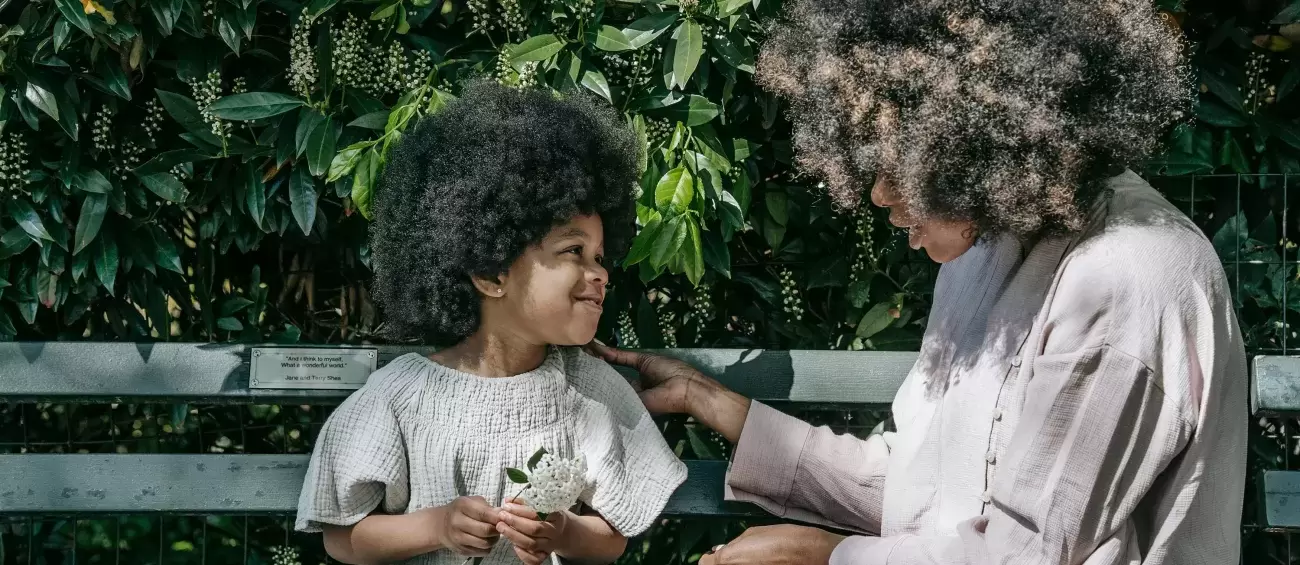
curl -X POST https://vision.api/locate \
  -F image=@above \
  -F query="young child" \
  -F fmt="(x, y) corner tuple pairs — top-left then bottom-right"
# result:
(294, 81), (687, 564)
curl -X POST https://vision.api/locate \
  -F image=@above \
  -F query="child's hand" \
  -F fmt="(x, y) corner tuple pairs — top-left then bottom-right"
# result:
(434, 496), (502, 557)
(496, 499), (568, 565)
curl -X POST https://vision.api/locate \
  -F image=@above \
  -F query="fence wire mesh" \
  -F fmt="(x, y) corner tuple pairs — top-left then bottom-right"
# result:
(1, 173), (1294, 564)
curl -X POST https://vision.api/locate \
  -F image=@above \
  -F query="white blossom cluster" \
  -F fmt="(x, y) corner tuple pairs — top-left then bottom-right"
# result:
(92, 105), (113, 154)
(849, 212), (871, 283)
(519, 454), (587, 514)
(677, 0), (698, 13)
(190, 69), (231, 141)
(466, 0), (494, 34)
(689, 282), (713, 335)
(332, 13), (430, 96)
(500, 0), (528, 35)
(616, 310), (640, 348)
(113, 140), (146, 181)
(494, 55), (539, 89)
(289, 9), (318, 99)
(143, 98), (164, 146)
(659, 307), (678, 348)
(170, 163), (191, 180)
(645, 117), (673, 146)
(269, 545), (301, 565)
(232, 76), (248, 95)
(601, 49), (651, 89)
(779, 267), (802, 321)
(553, 0), (593, 20)
(202, 0), (215, 18)
(1244, 51), (1275, 114)
(0, 131), (30, 200)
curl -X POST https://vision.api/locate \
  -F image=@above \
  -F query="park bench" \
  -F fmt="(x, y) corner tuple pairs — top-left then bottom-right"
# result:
(0, 342), (1294, 534)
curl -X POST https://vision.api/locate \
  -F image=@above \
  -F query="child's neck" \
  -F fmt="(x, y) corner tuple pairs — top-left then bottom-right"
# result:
(431, 330), (548, 378)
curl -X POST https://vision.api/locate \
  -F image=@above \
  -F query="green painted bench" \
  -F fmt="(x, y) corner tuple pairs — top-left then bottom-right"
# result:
(0, 342), (915, 519)
(1, 342), (1286, 533)
(1252, 356), (1300, 532)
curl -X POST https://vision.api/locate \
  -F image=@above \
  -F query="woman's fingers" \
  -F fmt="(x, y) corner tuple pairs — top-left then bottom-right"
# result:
(502, 501), (539, 520)
(514, 546), (549, 565)
(584, 340), (644, 368)
(498, 510), (547, 537)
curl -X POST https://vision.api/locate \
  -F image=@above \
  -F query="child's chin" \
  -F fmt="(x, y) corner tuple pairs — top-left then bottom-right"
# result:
(546, 326), (598, 347)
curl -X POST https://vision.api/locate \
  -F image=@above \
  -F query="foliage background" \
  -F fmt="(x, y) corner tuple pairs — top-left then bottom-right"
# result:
(0, 0), (1299, 561)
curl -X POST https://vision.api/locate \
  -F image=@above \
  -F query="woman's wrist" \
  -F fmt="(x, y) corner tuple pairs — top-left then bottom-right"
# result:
(690, 379), (751, 444)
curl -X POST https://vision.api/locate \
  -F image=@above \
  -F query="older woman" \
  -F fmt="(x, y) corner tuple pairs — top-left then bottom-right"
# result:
(589, 0), (1247, 563)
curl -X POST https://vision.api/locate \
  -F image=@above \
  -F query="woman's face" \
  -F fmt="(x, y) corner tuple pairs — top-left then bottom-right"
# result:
(484, 214), (609, 346)
(870, 176), (977, 263)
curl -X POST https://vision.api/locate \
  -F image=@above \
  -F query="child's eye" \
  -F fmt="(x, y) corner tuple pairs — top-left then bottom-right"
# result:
(594, 254), (604, 265)
(563, 246), (583, 256)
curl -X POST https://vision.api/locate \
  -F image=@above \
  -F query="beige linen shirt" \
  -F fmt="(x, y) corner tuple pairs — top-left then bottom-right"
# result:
(725, 171), (1247, 564)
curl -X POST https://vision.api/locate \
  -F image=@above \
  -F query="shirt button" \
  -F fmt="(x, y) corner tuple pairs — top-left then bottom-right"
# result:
(993, 411), (1004, 421)
(1010, 356), (1022, 367)
(981, 491), (992, 503)
(985, 451), (997, 464)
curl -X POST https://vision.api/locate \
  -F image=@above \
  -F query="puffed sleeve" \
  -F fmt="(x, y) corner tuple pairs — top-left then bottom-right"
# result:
(566, 349), (688, 537)
(294, 380), (411, 532)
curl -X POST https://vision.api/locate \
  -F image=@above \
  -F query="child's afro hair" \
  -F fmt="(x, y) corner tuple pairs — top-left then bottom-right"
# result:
(369, 81), (640, 344)
(757, 0), (1192, 236)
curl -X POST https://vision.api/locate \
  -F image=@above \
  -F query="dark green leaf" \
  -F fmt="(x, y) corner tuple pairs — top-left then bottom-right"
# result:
(352, 149), (377, 219)
(156, 89), (208, 134)
(701, 229), (730, 278)
(1279, 61), (1300, 102)
(134, 150), (215, 176)
(508, 35), (565, 63)
(683, 217), (703, 285)
(152, 0), (182, 35)
(711, 31), (754, 73)
(1274, 121), (1300, 151)
(218, 15), (242, 53)
(151, 229), (183, 274)
(668, 20), (703, 89)
(654, 166), (694, 213)
(1212, 213), (1247, 260)
(527, 447), (547, 470)
(848, 278), (873, 308)
(685, 425), (719, 459)
(245, 165), (266, 228)
(73, 168), (112, 194)
(23, 82), (58, 122)
(666, 95), (718, 126)
(328, 142), (369, 182)
(138, 172), (189, 202)
(307, 117), (337, 177)
(506, 467), (530, 484)
(624, 216), (662, 266)
(622, 12), (676, 49)
(651, 216), (687, 267)
(594, 25), (632, 51)
(220, 296), (254, 316)
(347, 111), (389, 130)
(306, 0), (340, 18)
(580, 66), (612, 103)
(296, 109), (326, 157)
(208, 92), (304, 121)
(8, 200), (52, 241)
(55, 0), (93, 36)
(217, 316), (244, 331)
(856, 303), (893, 339)
(766, 191), (788, 225)
(1195, 100), (1248, 128)
(93, 236), (118, 294)
(0, 227), (33, 259)
(1218, 134), (1249, 173)
(762, 216), (785, 248)
(1201, 69), (1244, 111)
(1274, 1), (1300, 23)
(291, 167), (318, 235)
(719, 0), (749, 15)
(74, 194), (107, 255)
(95, 55), (132, 101)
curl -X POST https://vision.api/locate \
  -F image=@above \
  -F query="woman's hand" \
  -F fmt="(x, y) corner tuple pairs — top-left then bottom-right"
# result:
(586, 341), (752, 443)
(495, 501), (568, 565)
(699, 525), (846, 565)
(433, 496), (502, 558)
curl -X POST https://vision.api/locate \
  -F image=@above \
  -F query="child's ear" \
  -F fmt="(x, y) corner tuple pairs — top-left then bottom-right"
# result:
(471, 273), (508, 297)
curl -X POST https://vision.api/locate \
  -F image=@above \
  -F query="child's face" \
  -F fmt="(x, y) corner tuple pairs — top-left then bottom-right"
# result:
(489, 214), (609, 346)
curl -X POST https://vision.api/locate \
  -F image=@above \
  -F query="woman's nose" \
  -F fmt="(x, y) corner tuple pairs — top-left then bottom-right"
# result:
(870, 175), (898, 207)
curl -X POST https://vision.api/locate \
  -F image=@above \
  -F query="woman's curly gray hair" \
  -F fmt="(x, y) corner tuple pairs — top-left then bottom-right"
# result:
(758, 0), (1192, 236)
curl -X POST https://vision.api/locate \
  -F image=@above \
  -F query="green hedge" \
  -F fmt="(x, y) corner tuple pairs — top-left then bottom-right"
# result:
(1, 0), (1299, 561)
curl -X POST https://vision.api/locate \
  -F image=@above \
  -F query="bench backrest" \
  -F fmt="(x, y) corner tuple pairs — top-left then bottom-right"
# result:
(0, 342), (914, 517)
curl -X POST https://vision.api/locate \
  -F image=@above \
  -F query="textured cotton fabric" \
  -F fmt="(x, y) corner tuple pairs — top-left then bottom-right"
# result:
(296, 346), (687, 564)
(725, 171), (1247, 564)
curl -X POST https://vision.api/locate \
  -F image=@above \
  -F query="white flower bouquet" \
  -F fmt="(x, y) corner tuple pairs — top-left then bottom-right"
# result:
(464, 448), (588, 565)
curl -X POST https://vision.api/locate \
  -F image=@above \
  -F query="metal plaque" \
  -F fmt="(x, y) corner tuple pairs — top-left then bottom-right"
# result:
(249, 347), (378, 390)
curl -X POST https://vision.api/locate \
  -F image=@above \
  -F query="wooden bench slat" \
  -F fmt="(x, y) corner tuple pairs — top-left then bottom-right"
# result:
(1260, 470), (1300, 532)
(0, 455), (759, 518)
(0, 342), (915, 406)
(1253, 356), (1300, 416)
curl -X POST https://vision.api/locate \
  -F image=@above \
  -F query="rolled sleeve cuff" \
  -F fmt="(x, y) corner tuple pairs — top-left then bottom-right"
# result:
(724, 401), (813, 508)
(830, 535), (909, 565)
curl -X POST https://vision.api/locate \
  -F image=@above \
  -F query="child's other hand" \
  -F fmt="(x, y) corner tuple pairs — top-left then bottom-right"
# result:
(496, 499), (567, 565)
(434, 496), (502, 557)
